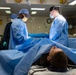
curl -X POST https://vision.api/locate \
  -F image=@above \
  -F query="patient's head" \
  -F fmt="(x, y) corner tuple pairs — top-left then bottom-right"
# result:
(47, 46), (68, 69)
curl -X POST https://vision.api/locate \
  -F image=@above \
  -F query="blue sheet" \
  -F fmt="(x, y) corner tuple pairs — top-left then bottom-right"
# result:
(68, 38), (76, 48)
(0, 38), (76, 75)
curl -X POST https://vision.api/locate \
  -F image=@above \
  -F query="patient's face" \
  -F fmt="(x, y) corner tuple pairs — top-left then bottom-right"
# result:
(47, 46), (62, 61)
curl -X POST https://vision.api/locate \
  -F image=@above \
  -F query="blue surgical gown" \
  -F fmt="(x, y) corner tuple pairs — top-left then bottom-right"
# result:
(9, 19), (29, 49)
(49, 14), (68, 46)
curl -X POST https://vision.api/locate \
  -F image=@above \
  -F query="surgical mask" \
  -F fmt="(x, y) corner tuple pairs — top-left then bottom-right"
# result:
(11, 18), (16, 22)
(22, 17), (28, 22)
(11, 19), (14, 22)
(50, 14), (54, 19)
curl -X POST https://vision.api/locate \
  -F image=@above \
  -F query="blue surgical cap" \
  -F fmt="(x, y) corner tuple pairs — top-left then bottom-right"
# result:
(19, 9), (29, 17)
(10, 14), (17, 19)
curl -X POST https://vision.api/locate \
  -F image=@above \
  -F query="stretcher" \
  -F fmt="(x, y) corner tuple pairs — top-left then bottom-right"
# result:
(28, 66), (76, 75)
(0, 37), (76, 75)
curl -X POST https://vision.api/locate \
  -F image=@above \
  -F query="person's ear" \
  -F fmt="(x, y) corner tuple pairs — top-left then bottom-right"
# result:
(53, 46), (57, 49)
(47, 56), (50, 61)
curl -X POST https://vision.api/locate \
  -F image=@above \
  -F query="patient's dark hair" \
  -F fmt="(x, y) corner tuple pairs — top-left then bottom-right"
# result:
(50, 51), (68, 69)
(33, 53), (50, 67)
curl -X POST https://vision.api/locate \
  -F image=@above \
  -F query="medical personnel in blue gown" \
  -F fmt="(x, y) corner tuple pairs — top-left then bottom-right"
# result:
(49, 6), (68, 46)
(9, 9), (30, 49)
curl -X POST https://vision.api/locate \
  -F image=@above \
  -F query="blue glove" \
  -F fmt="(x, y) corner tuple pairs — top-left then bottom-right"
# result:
(3, 41), (7, 46)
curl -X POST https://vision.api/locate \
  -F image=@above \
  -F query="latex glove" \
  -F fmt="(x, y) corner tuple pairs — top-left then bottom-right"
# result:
(3, 41), (7, 46)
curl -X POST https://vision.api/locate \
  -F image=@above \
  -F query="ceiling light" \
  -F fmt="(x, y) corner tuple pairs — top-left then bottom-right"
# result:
(31, 11), (37, 15)
(0, 7), (11, 9)
(69, 0), (76, 5)
(31, 8), (45, 11)
(5, 11), (11, 14)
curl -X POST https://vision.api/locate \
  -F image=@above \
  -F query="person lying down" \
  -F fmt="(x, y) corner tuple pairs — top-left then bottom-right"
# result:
(33, 46), (75, 72)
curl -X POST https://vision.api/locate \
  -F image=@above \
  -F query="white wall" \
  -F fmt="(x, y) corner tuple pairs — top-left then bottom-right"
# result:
(0, 16), (51, 35)
(27, 17), (51, 34)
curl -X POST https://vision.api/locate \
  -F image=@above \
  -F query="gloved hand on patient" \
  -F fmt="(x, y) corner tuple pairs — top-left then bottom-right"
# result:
(3, 41), (7, 46)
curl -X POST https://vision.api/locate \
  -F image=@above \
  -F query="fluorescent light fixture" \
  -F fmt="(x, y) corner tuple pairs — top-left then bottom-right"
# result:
(31, 11), (37, 14)
(31, 8), (45, 11)
(69, 0), (76, 5)
(0, 7), (11, 9)
(5, 11), (11, 14)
